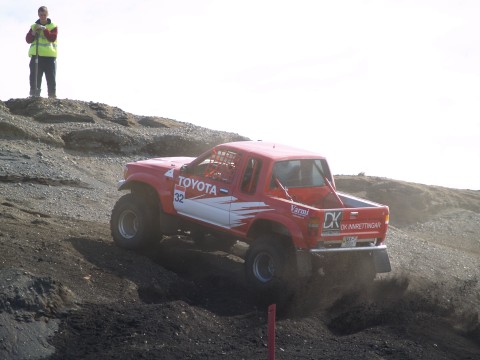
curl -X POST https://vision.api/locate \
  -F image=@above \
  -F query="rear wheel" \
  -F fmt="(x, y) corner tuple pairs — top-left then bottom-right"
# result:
(245, 236), (296, 298)
(110, 193), (158, 249)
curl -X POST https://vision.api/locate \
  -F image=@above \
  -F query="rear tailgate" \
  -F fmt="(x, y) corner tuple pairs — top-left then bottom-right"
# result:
(320, 207), (388, 239)
(315, 192), (389, 251)
(312, 199), (390, 272)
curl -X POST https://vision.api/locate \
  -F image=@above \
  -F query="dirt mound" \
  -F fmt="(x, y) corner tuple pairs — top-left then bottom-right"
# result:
(0, 268), (76, 318)
(0, 97), (479, 359)
(404, 209), (480, 254)
(1, 98), (248, 156)
(0, 268), (76, 360)
(336, 175), (480, 226)
(62, 127), (138, 153)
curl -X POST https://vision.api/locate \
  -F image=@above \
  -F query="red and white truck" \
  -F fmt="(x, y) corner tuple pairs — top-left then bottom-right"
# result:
(111, 141), (391, 293)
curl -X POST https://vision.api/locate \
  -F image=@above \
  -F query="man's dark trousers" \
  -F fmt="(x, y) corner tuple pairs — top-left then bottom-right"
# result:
(29, 56), (56, 97)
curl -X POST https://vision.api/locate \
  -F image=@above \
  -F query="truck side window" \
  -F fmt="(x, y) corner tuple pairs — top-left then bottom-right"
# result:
(241, 158), (262, 194)
(194, 149), (241, 183)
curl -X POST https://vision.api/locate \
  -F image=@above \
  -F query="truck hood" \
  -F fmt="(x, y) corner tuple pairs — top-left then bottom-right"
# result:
(130, 156), (196, 170)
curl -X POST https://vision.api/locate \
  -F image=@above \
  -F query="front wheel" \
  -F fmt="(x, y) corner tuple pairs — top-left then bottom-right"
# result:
(110, 193), (158, 249)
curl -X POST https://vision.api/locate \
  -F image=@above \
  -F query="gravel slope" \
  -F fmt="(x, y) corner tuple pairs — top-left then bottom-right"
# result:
(1, 98), (479, 359)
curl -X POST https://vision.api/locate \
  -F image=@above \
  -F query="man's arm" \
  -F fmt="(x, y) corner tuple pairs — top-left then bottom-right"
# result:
(43, 26), (57, 42)
(25, 26), (57, 43)
(26, 27), (35, 43)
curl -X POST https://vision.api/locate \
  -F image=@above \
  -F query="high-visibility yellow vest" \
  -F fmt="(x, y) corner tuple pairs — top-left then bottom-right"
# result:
(28, 22), (57, 58)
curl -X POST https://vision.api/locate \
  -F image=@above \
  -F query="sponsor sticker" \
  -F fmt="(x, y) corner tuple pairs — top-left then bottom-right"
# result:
(321, 210), (343, 236)
(178, 176), (217, 195)
(174, 184), (186, 205)
(291, 204), (309, 218)
(340, 222), (382, 231)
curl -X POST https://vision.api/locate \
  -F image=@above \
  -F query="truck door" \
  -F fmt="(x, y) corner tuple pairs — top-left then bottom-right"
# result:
(230, 157), (269, 228)
(173, 148), (241, 228)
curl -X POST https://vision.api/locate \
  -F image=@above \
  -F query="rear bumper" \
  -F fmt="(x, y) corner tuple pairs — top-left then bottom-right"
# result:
(309, 245), (391, 273)
(309, 244), (387, 253)
(296, 245), (391, 276)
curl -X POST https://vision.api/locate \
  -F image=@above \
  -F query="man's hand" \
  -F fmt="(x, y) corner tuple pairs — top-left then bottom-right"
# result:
(34, 24), (46, 32)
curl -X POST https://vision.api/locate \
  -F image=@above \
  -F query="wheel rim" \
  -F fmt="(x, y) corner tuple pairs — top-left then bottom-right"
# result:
(253, 251), (275, 283)
(118, 209), (139, 239)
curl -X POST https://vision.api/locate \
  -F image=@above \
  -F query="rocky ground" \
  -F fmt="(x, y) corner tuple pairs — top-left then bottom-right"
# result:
(0, 97), (479, 359)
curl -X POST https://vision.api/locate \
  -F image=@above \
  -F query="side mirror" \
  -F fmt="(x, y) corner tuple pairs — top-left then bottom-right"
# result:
(180, 164), (190, 174)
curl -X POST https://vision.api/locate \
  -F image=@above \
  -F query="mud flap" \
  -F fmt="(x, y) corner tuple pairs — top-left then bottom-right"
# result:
(373, 249), (391, 273)
(295, 250), (313, 278)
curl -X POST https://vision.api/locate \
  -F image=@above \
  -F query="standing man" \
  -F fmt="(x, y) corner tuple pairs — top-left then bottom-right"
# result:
(26, 6), (58, 98)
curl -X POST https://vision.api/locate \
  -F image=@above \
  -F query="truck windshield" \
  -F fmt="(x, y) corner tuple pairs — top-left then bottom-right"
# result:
(271, 159), (329, 188)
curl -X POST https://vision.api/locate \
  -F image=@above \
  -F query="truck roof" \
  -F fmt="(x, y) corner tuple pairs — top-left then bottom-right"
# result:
(220, 141), (325, 161)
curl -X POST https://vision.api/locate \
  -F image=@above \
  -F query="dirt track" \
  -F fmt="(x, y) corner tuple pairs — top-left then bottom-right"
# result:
(1, 98), (479, 359)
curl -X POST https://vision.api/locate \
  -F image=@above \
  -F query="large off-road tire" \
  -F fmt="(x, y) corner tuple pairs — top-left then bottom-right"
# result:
(245, 236), (296, 300)
(110, 193), (158, 250)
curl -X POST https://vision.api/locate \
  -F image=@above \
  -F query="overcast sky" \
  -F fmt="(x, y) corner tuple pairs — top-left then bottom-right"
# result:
(1, 1), (479, 190)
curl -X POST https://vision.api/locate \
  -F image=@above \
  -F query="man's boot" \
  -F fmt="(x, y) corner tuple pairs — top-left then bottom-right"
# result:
(30, 88), (41, 97)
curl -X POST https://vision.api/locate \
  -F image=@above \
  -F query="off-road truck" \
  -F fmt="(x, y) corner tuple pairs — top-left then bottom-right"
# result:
(111, 141), (391, 293)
